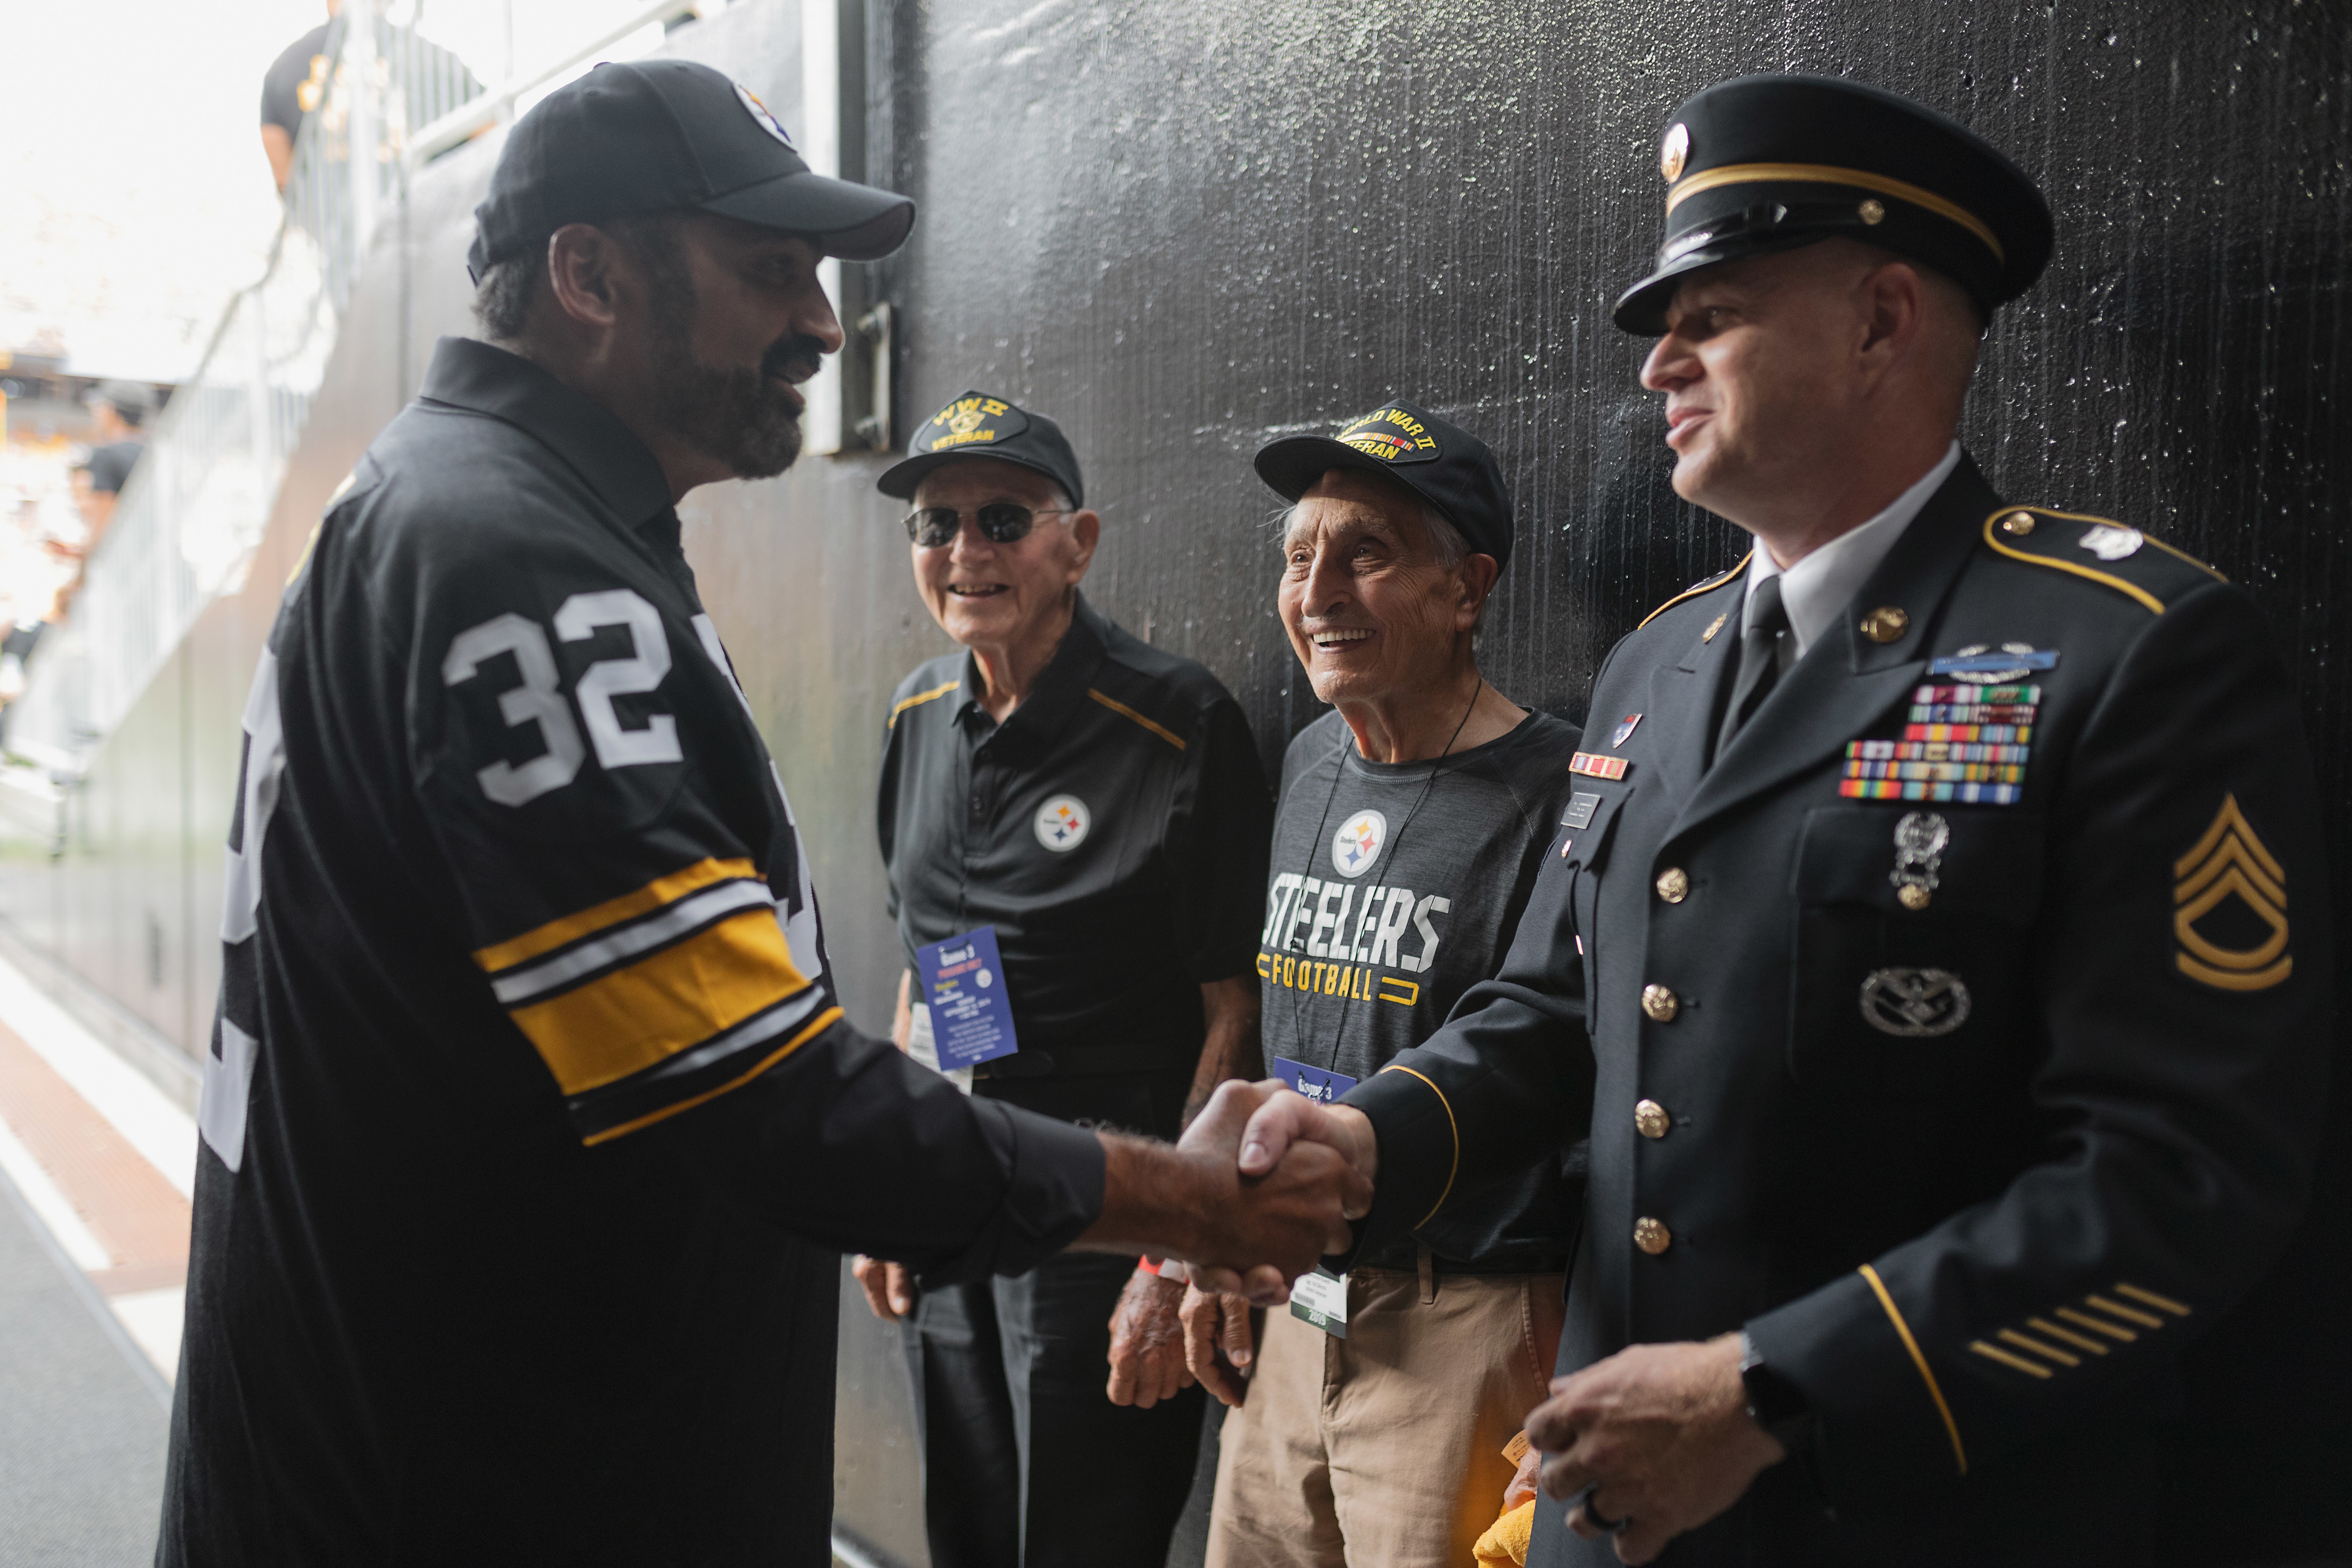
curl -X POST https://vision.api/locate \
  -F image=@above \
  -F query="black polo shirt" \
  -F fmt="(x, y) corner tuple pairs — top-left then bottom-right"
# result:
(161, 336), (1103, 1566)
(877, 595), (1271, 1090)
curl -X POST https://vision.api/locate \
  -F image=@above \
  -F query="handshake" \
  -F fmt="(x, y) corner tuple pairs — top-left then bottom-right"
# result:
(853, 1078), (1376, 1322)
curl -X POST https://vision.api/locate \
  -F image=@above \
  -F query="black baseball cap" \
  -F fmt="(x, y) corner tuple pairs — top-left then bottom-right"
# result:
(467, 58), (915, 282)
(1253, 398), (1514, 569)
(1614, 74), (2052, 334)
(877, 391), (1086, 507)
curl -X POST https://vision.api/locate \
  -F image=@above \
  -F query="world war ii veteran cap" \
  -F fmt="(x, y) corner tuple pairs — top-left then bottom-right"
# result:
(467, 58), (915, 282)
(1252, 399), (1514, 569)
(1613, 74), (2053, 334)
(877, 391), (1086, 506)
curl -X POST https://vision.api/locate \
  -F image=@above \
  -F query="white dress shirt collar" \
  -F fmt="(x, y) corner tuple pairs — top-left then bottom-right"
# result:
(1744, 441), (1962, 657)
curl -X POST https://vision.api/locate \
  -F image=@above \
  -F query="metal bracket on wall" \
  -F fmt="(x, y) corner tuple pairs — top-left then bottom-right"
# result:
(853, 302), (893, 452)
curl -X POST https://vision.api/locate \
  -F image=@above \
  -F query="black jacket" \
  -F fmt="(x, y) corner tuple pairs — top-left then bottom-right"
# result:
(1345, 455), (2333, 1565)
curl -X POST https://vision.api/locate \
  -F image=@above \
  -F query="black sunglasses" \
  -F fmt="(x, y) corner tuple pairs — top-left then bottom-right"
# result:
(902, 503), (1069, 548)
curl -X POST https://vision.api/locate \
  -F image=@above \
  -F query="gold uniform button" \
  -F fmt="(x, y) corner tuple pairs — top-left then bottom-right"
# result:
(1655, 867), (1690, 904)
(1857, 197), (1886, 225)
(1634, 1217), (1672, 1255)
(2001, 510), (2037, 536)
(1860, 606), (1910, 644)
(1641, 983), (1680, 1023)
(1634, 1099), (1671, 1139)
(1898, 883), (1932, 911)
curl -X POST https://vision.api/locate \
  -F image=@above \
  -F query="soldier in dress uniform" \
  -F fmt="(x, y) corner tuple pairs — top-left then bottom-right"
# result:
(1211, 74), (2334, 1566)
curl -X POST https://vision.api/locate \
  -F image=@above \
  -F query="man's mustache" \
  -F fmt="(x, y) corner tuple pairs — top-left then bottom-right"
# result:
(760, 335), (827, 388)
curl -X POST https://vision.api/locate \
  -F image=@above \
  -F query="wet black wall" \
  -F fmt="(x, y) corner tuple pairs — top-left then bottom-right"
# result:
(802, 0), (2348, 1557)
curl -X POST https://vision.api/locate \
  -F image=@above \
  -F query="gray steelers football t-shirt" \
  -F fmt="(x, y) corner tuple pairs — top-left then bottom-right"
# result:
(1258, 706), (1584, 1270)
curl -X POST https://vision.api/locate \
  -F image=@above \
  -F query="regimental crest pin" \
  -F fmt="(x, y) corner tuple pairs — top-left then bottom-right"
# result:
(2172, 793), (2291, 990)
(1331, 808), (1388, 879)
(1611, 714), (1643, 748)
(2078, 523), (2144, 561)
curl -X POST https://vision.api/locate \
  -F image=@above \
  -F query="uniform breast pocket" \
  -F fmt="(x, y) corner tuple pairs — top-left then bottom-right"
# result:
(1786, 805), (2045, 1100)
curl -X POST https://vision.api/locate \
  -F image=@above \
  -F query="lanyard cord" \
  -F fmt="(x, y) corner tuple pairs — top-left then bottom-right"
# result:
(1279, 681), (1483, 1075)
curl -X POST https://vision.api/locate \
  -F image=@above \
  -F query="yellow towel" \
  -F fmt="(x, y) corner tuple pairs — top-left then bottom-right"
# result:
(1472, 1499), (1535, 1567)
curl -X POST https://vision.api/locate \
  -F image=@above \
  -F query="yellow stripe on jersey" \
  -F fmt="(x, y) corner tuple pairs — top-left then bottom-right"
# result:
(583, 1005), (843, 1146)
(509, 906), (810, 1095)
(473, 857), (758, 973)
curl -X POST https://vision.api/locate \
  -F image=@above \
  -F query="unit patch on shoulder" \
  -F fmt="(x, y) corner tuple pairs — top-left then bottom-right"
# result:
(1334, 405), (1442, 464)
(2173, 793), (2290, 991)
(916, 393), (1030, 455)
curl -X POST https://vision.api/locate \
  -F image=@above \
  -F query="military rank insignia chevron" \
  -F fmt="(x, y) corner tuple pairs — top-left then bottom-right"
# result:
(2173, 794), (2291, 991)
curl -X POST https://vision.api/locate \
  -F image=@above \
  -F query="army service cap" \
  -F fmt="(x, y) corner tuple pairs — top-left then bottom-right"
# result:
(1253, 398), (1514, 569)
(877, 391), (1086, 506)
(467, 59), (914, 281)
(1613, 74), (2053, 334)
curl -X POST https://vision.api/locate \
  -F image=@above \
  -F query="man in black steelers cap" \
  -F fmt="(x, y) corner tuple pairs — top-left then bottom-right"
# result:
(854, 390), (1274, 1567)
(1179, 400), (1588, 1568)
(1214, 76), (2330, 1567)
(160, 60), (1365, 1567)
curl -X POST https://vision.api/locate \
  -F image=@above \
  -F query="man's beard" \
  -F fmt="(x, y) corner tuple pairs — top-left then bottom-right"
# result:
(645, 286), (825, 481)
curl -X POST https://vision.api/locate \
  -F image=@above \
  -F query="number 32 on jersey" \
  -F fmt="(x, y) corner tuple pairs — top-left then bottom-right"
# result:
(441, 588), (682, 806)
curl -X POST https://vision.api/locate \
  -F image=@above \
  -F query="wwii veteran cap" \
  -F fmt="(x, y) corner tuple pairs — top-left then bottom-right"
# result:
(467, 58), (914, 281)
(1613, 74), (2053, 333)
(877, 391), (1086, 506)
(1253, 399), (1514, 569)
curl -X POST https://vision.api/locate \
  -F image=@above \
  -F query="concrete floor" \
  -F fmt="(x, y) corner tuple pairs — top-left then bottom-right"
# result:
(0, 1164), (169, 1566)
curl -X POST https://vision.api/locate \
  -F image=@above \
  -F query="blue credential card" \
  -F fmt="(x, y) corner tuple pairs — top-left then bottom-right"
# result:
(916, 927), (1018, 1069)
(1270, 1056), (1358, 1105)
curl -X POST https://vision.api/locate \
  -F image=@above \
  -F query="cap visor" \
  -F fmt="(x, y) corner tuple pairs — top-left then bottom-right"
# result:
(702, 170), (915, 261)
(1252, 435), (1436, 504)
(877, 450), (1069, 502)
(1613, 232), (1851, 333)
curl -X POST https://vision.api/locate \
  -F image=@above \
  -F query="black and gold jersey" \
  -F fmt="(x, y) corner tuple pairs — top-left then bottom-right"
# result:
(161, 337), (1104, 1564)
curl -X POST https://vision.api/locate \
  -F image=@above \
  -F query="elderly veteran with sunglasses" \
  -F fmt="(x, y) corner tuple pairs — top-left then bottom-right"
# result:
(855, 390), (1274, 1568)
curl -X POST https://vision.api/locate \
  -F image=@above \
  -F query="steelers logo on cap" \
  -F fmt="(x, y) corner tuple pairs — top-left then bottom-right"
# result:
(917, 394), (1031, 455)
(1334, 405), (1441, 465)
(734, 83), (794, 148)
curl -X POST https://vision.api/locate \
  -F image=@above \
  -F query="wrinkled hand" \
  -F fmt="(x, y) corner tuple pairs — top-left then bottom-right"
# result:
(1178, 1283), (1256, 1407)
(1528, 1334), (1784, 1565)
(1184, 1082), (1378, 1303)
(1106, 1270), (1194, 1408)
(850, 1254), (915, 1321)
(1161, 1080), (1372, 1301)
(1503, 1441), (1542, 1510)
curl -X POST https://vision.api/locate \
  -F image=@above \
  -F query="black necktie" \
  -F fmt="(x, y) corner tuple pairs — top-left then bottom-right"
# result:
(1713, 573), (1794, 764)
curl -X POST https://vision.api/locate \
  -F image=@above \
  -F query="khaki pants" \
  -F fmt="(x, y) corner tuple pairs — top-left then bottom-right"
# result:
(1206, 1265), (1566, 1568)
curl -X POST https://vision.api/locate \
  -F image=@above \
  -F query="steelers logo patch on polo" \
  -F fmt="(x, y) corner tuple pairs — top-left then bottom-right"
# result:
(1034, 794), (1091, 852)
(1334, 406), (1442, 465)
(734, 83), (794, 148)
(917, 393), (1031, 456)
(1330, 809), (1387, 878)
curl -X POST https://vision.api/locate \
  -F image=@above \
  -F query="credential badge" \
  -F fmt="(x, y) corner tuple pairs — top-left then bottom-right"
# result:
(1858, 968), (1972, 1037)
(1331, 809), (1387, 878)
(1890, 810), (1948, 911)
(1034, 794), (1091, 852)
